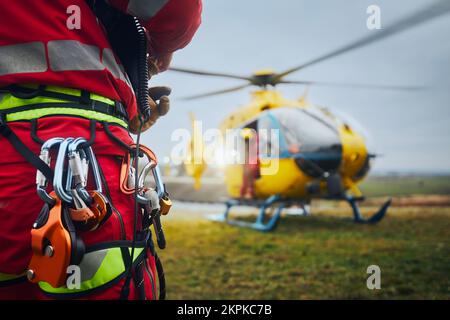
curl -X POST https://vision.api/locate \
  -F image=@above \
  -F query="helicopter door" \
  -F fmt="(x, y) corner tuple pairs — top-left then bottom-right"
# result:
(239, 121), (259, 198)
(258, 108), (343, 178)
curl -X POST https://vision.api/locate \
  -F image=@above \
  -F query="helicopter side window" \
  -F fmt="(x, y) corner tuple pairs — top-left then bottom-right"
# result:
(268, 108), (343, 177)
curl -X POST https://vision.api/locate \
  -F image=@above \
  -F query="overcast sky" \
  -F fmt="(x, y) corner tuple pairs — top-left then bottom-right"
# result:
(146, 0), (450, 173)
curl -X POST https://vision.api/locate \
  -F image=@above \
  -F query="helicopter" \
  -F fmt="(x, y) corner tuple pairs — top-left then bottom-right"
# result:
(168, 1), (450, 231)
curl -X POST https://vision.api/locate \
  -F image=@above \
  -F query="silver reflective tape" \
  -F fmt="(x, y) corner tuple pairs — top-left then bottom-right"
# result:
(48, 40), (104, 72)
(102, 48), (122, 79)
(127, 0), (169, 20)
(102, 48), (133, 89)
(119, 64), (134, 90)
(0, 42), (47, 76)
(120, 64), (132, 87)
(78, 249), (108, 282)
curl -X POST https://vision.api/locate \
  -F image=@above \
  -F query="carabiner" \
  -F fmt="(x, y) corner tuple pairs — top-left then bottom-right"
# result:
(152, 164), (166, 198)
(84, 145), (103, 194)
(138, 160), (157, 189)
(67, 138), (93, 204)
(137, 162), (165, 197)
(36, 137), (64, 205)
(67, 137), (89, 190)
(53, 138), (74, 204)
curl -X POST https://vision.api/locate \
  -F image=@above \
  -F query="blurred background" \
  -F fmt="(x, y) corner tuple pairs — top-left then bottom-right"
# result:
(149, 0), (450, 174)
(145, 0), (449, 299)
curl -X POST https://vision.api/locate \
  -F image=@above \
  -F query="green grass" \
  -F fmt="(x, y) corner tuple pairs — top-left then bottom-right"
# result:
(159, 207), (450, 299)
(360, 175), (450, 197)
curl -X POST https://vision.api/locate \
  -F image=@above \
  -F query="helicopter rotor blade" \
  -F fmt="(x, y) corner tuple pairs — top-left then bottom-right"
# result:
(169, 67), (252, 81)
(279, 80), (425, 91)
(181, 84), (252, 100)
(275, 0), (450, 81)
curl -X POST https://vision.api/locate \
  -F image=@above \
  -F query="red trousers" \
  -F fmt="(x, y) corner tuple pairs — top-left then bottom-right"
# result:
(0, 117), (157, 300)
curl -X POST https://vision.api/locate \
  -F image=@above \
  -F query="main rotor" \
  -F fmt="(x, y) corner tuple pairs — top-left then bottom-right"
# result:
(169, 0), (450, 100)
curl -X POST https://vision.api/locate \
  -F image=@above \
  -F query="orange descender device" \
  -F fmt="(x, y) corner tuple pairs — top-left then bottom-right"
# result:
(27, 192), (85, 288)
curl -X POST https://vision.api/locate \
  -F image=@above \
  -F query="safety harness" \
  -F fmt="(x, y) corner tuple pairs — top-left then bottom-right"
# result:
(0, 86), (170, 299)
(0, 0), (167, 299)
(0, 84), (128, 183)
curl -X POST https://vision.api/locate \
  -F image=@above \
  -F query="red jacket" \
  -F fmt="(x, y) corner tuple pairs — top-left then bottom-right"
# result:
(0, 0), (202, 119)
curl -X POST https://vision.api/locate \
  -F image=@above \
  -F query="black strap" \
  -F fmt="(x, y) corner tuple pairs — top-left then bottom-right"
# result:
(155, 252), (166, 300)
(30, 119), (45, 145)
(103, 121), (132, 151)
(80, 89), (91, 105)
(119, 246), (133, 300)
(31, 118), (97, 148)
(133, 261), (147, 300)
(0, 115), (54, 181)
(80, 120), (97, 148)
(0, 275), (28, 287)
(85, 237), (149, 253)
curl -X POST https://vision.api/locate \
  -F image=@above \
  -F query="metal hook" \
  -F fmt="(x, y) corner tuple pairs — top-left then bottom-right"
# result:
(36, 137), (64, 205)
(53, 138), (74, 204)
(84, 145), (103, 194)
(137, 160), (156, 189)
(66, 137), (88, 192)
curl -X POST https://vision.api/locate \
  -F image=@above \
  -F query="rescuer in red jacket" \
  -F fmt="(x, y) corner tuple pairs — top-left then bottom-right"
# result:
(0, 0), (202, 300)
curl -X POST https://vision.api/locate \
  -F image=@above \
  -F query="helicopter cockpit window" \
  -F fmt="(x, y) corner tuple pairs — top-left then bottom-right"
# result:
(259, 108), (343, 178)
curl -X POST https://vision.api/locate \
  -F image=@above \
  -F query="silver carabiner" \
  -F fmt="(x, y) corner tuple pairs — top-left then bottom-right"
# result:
(138, 161), (165, 197)
(136, 161), (166, 204)
(53, 137), (74, 204)
(133, 160), (155, 204)
(138, 160), (156, 190)
(66, 137), (88, 190)
(67, 137), (96, 204)
(152, 164), (166, 198)
(36, 137), (64, 204)
(84, 145), (103, 193)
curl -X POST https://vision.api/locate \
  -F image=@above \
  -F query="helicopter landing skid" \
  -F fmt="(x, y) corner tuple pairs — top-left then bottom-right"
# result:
(207, 195), (287, 232)
(207, 195), (391, 231)
(345, 195), (391, 224)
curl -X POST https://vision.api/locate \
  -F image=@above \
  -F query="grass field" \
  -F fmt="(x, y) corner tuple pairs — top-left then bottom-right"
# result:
(159, 175), (450, 299)
(159, 206), (449, 299)
(360, 175), (450, 197)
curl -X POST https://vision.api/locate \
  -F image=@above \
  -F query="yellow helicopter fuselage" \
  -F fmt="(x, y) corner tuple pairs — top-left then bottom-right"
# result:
(220, 90), (369, 200)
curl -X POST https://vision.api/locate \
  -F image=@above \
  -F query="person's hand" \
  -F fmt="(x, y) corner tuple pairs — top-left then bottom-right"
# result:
(129, 86), (171, 134)
(129, 96), (157, 134)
